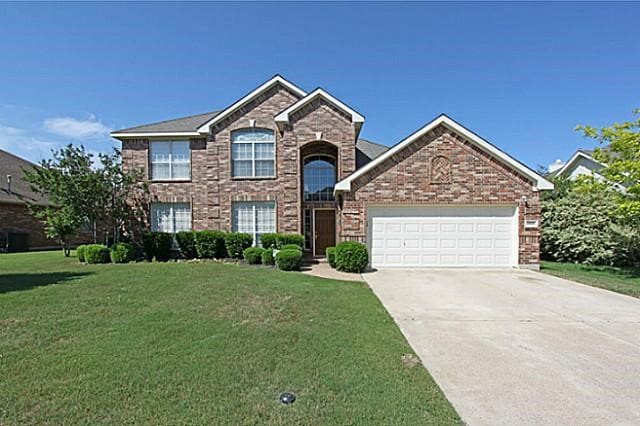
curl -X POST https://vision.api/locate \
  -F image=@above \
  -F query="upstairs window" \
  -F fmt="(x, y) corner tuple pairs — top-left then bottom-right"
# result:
(303, 155), (336, 201)
(232, 129), (275, 178)
(150, 141), (190, 180)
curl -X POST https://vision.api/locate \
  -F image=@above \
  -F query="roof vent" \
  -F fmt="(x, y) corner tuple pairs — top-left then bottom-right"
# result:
(6, 174), (11, 194)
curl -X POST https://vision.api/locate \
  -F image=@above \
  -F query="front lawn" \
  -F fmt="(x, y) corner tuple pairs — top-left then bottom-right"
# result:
(541, 261), (640, 298)
(0, 251), (459, 425)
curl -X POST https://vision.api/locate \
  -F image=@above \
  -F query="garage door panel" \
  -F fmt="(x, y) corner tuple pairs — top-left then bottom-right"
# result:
(369, 206), (516, 268)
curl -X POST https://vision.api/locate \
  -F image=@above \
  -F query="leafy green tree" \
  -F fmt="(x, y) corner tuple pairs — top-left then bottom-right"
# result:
(576, 109), (640, 223)
(31, 206), (79, 257)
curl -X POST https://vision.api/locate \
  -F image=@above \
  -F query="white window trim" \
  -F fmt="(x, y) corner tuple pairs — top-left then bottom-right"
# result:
(149, 140), (191, 181)
(232, 202), (276, 246)
(231, 129), (276, 178)
(151, 202), (192, 234)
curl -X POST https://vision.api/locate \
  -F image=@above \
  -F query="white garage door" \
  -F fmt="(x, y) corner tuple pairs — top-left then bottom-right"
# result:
(368, 206), (517, 268)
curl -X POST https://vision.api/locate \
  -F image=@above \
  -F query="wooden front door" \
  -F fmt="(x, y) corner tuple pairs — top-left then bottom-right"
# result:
(314, 209), (336, 256)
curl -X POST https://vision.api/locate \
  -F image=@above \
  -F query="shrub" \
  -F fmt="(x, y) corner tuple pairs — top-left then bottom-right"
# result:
(110, 242), (135, 264)
(243, 247), (264, 264)
(281, 244), (303, 252)
(176, 231), (197, 259)
(261, 248), (275, 265)
(541, 189), (640, 266)
(335, 241), (368, 273)
(276, 234), (304, 249)
(76, 245), (86, 262)
(326, 246), (336, 268)
(260, 233), (279, 249)
(225, 232), (253, 259)
(84, 244), (111, 264)
(194, 230), (226, 259)
(142, 232), (173, 262)
(276, 248), (303, 271)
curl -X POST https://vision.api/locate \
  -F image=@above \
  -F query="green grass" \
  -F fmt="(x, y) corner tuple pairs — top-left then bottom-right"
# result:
(0, 251), (459, 425)
(541, 261), (640, 298)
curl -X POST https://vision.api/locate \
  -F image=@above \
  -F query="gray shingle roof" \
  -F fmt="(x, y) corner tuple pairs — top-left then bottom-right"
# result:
(0, 149), (49, 205)
(356, 138), (389, 169)
(113, 110), (221, 134)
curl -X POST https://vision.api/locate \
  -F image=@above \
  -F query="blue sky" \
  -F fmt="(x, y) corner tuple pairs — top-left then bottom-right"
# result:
(1, 2), (638, 171)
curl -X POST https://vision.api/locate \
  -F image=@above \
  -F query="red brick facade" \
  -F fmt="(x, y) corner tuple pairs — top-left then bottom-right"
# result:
(119, 80), (542, 267)
(0, 203), (53, 249)
(340, 125), (541, 267)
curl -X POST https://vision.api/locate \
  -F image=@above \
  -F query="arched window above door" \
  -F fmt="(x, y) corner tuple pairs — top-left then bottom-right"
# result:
(303, 155), (336, 201)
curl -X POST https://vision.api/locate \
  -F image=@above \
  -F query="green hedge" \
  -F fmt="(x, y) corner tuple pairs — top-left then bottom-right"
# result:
(326, 246), (336, 268)
(142, 232), (173, 262)
(281, 244), (303, 252)
(243, 247), (264, 264)
(84, 244), (111, 264)
(335, 241), (368, 273)
(260, 233), (304, 249)
(194, 230), (227, 259)
(261, 248), (275, 265)
(175, 231), (197, 259)
(76, 245), (86, 262)
(225, 232), (253, 259)
(110, 242), (135, 264)
(276, 248), (303, 271)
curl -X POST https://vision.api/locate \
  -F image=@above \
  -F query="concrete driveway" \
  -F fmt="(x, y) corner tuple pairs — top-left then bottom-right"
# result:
(363, 269), (640, 426)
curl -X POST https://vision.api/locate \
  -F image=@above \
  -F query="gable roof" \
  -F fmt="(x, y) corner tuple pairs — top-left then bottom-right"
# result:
(111, 110), (220, 138)
(552, 149), (604, 178)
(195, 75), (307, 134)
(0, 149), (49, 206)
(335, 114), (554, 192)
(274, 88), (364, 131)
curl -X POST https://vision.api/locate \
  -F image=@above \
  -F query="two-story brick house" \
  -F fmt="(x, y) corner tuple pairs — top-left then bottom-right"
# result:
(112, 75), (552, 269)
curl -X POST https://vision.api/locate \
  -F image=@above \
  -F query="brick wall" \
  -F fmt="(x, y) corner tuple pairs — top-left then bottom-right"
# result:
(121, 84), (358, 237)
(341, 125), (541, 267)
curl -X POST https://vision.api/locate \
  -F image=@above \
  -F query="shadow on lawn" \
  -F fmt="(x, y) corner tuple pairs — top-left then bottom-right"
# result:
(0, 271), (92, 294)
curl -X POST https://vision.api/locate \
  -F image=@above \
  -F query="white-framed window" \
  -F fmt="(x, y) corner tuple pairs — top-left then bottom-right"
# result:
(231, 129), (275, 178)
(151, 203), (191, 233)
(232, 202), (276, 246)
(149, 141), (190, 180)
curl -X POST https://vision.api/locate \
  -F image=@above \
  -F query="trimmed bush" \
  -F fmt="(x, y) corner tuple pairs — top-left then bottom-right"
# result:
(243, 247), (264, 265)
(194, 230), (226, 259)
(261, 248), (275, 265)
(260, 233), (305, 249)
(277, 234), (304, 249)
(225, 232), (253, 259)
(110, 242), (135, 264)
(76, 245), (86, 262)
(281, 244), (303, 252)
(142, 232), (173, 262)
(335, 241), (368, 273)
(326, 246), (336, 268)
(276, 248), (303, 271)
(260, 233), (279, 249)
(84, 244), (111, 264)
(176, 231), (197, 259)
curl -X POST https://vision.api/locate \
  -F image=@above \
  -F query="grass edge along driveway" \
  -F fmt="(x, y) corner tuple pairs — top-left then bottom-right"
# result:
(0, 251), (460, 425)
(541, 261), (640, 298)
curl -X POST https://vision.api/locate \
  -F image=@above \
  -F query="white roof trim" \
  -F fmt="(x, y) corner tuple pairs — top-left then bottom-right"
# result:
(554, 151), (602, 177)
(274, 88), (365, 128)
(335, 114), (554, 192)
(111, 131), (201, 138)
(196, 75), (306, 134)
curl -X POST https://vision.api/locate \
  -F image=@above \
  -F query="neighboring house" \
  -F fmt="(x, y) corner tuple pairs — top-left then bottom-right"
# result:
(0, 149), (53, 251)
(111, 75), (553, 269)
(550, 149), (606, 181)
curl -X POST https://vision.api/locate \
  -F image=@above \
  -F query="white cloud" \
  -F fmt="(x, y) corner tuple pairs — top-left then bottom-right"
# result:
(0, 124), (24, 136)
(43, 115), (111, 139)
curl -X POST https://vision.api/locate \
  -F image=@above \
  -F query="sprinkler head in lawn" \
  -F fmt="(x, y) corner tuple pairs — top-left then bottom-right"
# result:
(279, 392), (296, 404)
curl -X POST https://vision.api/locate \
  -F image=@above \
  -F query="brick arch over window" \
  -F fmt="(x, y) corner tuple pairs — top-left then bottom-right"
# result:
(430, 155), (451, 183)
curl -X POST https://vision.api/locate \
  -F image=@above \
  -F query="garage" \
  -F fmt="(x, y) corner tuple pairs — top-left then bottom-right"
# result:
(368, 205), (518, 268)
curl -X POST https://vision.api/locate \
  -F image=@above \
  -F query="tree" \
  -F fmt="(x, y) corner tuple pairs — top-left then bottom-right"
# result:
(24, 145), (148, 255)
(576, 109), (640, 223)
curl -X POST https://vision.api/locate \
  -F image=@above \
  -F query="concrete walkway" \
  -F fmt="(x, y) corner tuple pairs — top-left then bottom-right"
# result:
(363, 269), (640, 426)
(301, 261), (364, 282)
